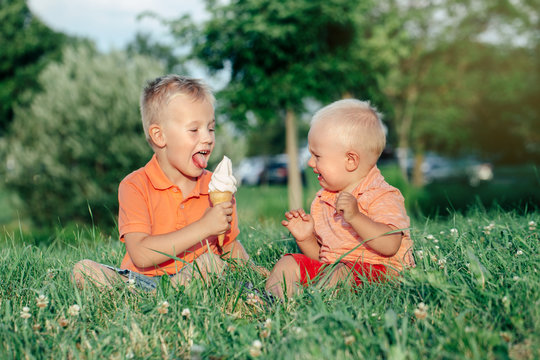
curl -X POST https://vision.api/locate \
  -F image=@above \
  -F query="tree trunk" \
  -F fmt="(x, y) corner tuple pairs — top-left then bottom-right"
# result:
(396, 85), (419, 183)
(412, 151), (425, 187)
(285, 109), (303, 210)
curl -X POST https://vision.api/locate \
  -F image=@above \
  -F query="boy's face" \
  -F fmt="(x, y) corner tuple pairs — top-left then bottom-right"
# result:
(306, 121), (350, 192)
(156, 95), (215, 181)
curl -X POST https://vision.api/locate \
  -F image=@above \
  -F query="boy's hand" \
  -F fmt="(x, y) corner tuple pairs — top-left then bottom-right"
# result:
(281, 208), (314, 242)
(335, 192), (360, 223)
(200, 202), (233, 237)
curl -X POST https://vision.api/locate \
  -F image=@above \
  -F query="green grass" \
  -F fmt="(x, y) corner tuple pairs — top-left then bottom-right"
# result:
(1, 207), (539, 359)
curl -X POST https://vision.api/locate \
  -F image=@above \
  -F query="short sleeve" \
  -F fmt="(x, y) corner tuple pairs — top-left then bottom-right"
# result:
(365, 189), (410, 232)
(118, 178), (152, 240)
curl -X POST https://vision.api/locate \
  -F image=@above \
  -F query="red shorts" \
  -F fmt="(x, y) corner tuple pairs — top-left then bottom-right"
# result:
(288, 253), (388, 287)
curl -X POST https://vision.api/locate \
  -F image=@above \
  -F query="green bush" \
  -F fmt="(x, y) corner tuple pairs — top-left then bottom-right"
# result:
(2, 45), (164, 227)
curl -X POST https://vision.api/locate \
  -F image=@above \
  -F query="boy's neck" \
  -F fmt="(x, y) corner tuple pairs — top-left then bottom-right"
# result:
(342, 164), (376, 193)
(155, 154), (198, 194)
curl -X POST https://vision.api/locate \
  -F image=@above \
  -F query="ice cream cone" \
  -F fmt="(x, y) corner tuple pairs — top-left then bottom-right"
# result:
(210, 191), (233, 246)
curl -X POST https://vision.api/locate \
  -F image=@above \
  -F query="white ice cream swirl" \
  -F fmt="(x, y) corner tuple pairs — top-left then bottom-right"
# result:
(209, 156), (237, 193)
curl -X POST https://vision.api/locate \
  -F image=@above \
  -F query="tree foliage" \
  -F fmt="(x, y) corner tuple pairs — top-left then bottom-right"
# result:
(2, 46), (163, 227)
(0, 0), (68, 134)
(166, 0), (385, 208)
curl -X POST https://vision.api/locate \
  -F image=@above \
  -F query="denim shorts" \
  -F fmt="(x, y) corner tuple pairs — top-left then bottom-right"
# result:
(104, 265), (162, 292)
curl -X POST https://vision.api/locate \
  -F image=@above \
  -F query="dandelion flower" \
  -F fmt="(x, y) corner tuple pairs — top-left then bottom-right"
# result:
(36, 294), (49, 308)
(68, 304), (80, 317)
(344, 335), (355, 345)
(182, 308), (191, 319)
(157, 301), (169, 315)
(414, 302), (428, 320)
(20, 306), (31, 320)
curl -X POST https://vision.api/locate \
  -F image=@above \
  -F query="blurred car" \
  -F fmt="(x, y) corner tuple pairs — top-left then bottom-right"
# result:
(408, 152), (493, 186)
(235, 154), (306, 186)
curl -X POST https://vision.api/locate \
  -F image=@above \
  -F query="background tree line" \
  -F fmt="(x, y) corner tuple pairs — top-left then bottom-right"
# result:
(0, 0), (538, 228)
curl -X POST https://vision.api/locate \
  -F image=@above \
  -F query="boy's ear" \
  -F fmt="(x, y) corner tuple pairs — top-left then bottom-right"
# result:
(149, 124), (166, 148)
(345, 151), (360, 172)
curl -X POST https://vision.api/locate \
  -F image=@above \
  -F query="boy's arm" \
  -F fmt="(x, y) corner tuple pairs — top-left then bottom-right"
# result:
(335, 192), (402, 256)
(282, 209), (321, 260)
(124, 202), (233, 268)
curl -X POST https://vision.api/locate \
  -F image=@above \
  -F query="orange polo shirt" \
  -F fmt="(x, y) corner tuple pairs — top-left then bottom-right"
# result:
(118, 155), (239, 276)
(311, 166), (415, 272)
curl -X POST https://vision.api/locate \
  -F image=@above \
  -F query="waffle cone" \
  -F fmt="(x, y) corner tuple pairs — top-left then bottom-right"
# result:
(209, 191), (233, 246)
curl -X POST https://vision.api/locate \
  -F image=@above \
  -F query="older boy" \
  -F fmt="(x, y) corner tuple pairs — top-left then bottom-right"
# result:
(73, 75), (262, 291)
(266, 99), (415, 299)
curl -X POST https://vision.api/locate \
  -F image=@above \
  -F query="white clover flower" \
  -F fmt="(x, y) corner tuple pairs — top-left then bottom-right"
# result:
(371, 313), (378, 317)
(344, 335), (355, 345)
(516, 250), (523, 256)
(416, 250), (424, 260)
(157, 301), (169, 315)
(528, 221), (536, 230)
(438, 258), (447, 269)
(36, 294), (49, 309)
(68, 304), (80, 317)
(292, 326), (303, 335)
(435, 245), (440, 250)
(20, 306), (31, 319)
(182, 308), (191, 319)
(263, 318), (272, 329)
(450, 228), (458, 236)
(227, 325), (236, 333)
(249, 340), (263, 357)
(127, 279), (136, 288)
(414, 303), (428, 320)
(426, 234), (434, 240)
(512, 276), (520, 281)
(440, 231), (445, 235)
(245, 293), (260, 306)
(502, 296), (510, 305)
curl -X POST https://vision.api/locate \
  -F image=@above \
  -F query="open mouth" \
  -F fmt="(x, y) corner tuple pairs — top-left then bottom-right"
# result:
(193, 150), (210, 169)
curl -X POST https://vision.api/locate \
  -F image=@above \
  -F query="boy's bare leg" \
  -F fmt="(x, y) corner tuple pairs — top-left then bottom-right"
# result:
(265, 255), (301, 300)
(171, 252), (228, 288)
(72, 259), (127, 289)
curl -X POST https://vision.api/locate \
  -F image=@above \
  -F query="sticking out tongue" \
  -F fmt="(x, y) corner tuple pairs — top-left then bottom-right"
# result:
(193, 152), (208, 169)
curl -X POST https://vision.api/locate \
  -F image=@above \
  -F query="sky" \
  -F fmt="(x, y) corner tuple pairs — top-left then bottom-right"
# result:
(28, 0), (208, 52)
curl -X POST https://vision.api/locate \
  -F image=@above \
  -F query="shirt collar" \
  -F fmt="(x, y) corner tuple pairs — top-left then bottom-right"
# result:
(144, 154), (210, 197)
(317, 166), (383, 206)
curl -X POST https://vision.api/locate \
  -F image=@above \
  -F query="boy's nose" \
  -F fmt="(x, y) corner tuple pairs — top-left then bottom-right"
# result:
(307, 156), (315, 168)
(201, 129), (214, 144)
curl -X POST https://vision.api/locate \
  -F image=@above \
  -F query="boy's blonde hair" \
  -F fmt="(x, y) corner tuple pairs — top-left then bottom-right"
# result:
(312, 99), (386, 164)
(140, 74), (215, 144)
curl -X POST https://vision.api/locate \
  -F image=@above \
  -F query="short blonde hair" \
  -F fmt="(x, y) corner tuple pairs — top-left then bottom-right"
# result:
(311, 99), (386, 163)
(140, 74), (215, 144)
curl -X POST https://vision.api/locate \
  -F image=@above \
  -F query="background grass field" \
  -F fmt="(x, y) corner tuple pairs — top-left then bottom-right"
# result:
(1, 181), (539, 359)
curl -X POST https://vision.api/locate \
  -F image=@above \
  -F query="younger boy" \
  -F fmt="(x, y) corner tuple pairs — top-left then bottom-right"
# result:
(73, 75), (264, 291)
(266, 99), (415, 299)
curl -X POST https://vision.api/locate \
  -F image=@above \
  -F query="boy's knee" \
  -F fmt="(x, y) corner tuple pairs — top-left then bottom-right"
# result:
(265, 255), (300, 298)
(72, 259), (106, 288)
